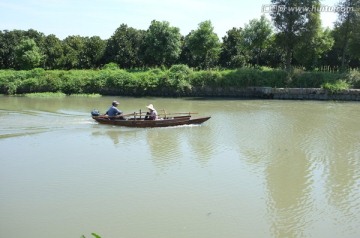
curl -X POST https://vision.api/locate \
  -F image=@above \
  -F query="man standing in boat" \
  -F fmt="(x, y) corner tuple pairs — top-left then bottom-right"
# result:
(105, 101), (123, 117)
(145, 104), (158, 120)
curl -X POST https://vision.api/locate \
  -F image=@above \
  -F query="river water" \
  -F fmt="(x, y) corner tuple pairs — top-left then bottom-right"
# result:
(0, 95), (359, 238)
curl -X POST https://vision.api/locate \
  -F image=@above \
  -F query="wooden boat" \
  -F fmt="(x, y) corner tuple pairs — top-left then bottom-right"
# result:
(91, 110), (211, 128)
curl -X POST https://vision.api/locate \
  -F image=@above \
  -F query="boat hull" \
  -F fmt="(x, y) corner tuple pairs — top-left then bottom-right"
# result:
(92, 115), (211, 128)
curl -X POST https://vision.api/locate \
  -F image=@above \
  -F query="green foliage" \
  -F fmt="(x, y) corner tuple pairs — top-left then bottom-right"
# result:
(242, 15), (273, 65)
(24, 92), (66, 97)
(166, 64), (193, 92)
(221, 68), (288, 88)
(143, 20), (182, 67)
(104, 24), (144, 68)
(2, 14), (360, 71)
(60, 74), (85, 94)
(169, 64), (192, 79)
(345, 70), (360, 88)
(102, 62), (119, 70)
(294, 6), (334, 70)
(81, 36), (106, 69)
(289, 69), (344, 88)
(321, 80), (350, 93)
(61, 35), (85, 69)
(191, 70), (222, 88)
(133, 70), (161, 94)
(0, 67), (359, 96)
(103, 70), (139, 94)
(15, 38), (43, 70)
(43, 34), (63, 69)
(220, 27), (248, 68)
(185, 20), (221, 69)
(334, 0), (360, 69)
(271, 0), (321, 70)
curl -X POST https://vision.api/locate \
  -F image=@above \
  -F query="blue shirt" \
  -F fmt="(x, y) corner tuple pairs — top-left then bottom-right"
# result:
(106, 106), (122, 116)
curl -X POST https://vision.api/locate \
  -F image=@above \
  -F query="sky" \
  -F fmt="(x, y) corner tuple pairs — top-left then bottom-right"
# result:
(0, 0), (341, 40)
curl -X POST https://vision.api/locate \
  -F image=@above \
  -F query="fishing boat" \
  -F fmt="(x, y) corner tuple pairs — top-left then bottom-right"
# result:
(91, 110), (211, 128)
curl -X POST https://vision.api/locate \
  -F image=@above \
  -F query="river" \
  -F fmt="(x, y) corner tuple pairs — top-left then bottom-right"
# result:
(0, 95), (359, 238)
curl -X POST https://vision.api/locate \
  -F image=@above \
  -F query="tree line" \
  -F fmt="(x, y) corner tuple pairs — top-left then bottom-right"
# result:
(0, 0), (359, 71)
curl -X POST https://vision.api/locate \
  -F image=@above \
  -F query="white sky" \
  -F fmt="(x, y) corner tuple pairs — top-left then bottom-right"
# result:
(0, 0), (340, 40)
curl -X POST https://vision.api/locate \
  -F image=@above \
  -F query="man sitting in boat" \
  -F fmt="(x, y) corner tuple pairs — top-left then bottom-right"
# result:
(145, 104), (158, 120)
(105, 101), (123, 117)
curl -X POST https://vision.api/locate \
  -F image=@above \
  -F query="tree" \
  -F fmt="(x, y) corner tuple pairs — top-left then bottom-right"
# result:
(0, 30), (27, 69)
(185, 20), (221, 69)
(43, 34), (63, 69)
(0, 31), (6, 69)
(143, 20), (182, 67)
(61, 35), (85, 69)
(178, 35), (194, 66)
(14, 38), (43, 70)
(80, 36), (106, 69)
(219, 27), (248, 68)
(0, 29), (45, 69)
(294, 28), (334, 70)
(261, 35), (284, 68)
(23, 29), (46, 52)
(293, 2), (334, 69)
(270, 0), (320, 70)
(335, 0), (360, 69)
(104, 24), (145, 68)
(242, 15), (273, 65)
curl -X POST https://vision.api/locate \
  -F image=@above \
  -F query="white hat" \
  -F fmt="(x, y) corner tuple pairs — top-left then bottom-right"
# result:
(112, 101), (119, 106)
(146, 104), (155, 111)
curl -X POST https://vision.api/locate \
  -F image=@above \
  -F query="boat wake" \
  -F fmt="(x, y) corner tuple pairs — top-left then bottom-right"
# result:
(0, 109), (92, 139)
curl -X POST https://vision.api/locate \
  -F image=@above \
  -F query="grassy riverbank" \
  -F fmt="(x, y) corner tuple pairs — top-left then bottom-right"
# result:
(0, 65), (359, 96)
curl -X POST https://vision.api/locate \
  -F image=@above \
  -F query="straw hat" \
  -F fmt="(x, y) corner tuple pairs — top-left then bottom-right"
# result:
(146, 104), (155, 111)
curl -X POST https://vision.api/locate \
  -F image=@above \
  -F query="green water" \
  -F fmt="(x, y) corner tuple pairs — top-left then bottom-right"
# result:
(0, 96), (359, 238)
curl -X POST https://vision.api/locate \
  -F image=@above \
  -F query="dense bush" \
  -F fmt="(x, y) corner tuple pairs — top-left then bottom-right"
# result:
(289, 70), (344, 88)
(321, 80), (350, 93)
(345, 70), (360, 88)
(0, 67), (358, 96)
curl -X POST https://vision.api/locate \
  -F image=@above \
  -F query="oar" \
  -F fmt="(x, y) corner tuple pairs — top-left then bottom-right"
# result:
(158, 112), (198, 116)
(122, 112), (147, 117)
(122, 111), (198, 118)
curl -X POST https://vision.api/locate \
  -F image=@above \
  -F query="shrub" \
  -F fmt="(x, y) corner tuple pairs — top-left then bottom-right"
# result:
(290, 70), (343, 88)
(167, 64), (193, 92)
(321, 80), (350, 93)
(17, 77), (39, 93)
(345, 70), (360, 88)
(60, 71), (86, 94)
(0, 68), (358, 96)
(191, 70), (222, 87)
(102, 62), (119, 70)
(27, 68), (46, 78)
(168, 64), (192, 79)
(104, 70), (137, 94)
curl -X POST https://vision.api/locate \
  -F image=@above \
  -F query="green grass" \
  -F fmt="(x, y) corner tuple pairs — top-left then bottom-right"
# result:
(321, 80), (350, 93)
(24, 92), (66, 97)
(23, 92), (102, 98)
